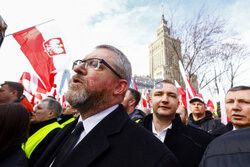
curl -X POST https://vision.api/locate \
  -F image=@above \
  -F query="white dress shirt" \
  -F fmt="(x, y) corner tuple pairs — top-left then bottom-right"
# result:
(74, 104), (118, 147)
(152, 122), (172, 142)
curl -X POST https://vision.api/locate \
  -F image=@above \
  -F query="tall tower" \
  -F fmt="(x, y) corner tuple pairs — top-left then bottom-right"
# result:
(149, 5), (184, 88)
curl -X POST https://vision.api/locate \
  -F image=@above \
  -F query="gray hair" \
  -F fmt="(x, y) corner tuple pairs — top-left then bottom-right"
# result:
(42, 98), (62, 118)
(95, 44), (132, 87)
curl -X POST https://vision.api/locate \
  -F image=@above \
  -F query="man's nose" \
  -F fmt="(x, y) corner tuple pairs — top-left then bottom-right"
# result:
(161, 95), (169, 103)
(232, 101), (241, 111)
(74, 63), (87, 75)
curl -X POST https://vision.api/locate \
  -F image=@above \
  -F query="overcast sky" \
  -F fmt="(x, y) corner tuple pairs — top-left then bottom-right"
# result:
(0, 0), (250, 99)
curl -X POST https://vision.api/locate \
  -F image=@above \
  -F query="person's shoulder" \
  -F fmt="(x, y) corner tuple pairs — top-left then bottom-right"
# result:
(125, 119), (166, 147)
(206, 128), (250, 155)
(182, 125), (214, 142)
(211, 122), (232, 137)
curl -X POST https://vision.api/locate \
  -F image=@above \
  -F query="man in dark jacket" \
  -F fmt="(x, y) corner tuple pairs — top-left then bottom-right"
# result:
(23, 98), (62, 166)
(188, 97), (225, 134)
(121, 88), (146, 124)
(143, 79), (214, 167)
(211, 85), (250, 137)
(200, 127), (250, 167)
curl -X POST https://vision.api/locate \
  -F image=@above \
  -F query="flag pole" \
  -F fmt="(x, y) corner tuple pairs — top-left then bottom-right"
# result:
(5, 19), (55, 37)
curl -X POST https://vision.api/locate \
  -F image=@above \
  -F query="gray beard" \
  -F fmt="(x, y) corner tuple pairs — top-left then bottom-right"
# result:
(65, 76), (111, 114)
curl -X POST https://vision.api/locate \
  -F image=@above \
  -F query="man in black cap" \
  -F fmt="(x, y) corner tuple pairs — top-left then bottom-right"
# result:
(188, 96), (224, 134)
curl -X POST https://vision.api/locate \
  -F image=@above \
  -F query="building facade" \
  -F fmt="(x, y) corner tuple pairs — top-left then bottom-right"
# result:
(149, 14), (184, 88)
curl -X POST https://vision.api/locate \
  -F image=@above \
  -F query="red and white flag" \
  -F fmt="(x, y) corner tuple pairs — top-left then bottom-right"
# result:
(175, 80), (187, 109)
(19, 72), (47, 105)
(129, 77), (138, 90)
(179, 60), (197, 98)
(19, 72), (47, 94)
(13, 21), (70, 92)
(207, 99), (215, 113)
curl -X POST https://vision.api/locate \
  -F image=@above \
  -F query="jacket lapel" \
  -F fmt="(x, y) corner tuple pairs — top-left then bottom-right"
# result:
(45, 118), (78, 166)
(62, 104), (129, 167)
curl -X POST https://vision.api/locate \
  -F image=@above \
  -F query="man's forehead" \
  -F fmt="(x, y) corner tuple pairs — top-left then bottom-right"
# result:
(226, 90), (250, 98)
(153, 83), (178, 93)
(85, 48), (115, 59)
(0, 84), (10, 90)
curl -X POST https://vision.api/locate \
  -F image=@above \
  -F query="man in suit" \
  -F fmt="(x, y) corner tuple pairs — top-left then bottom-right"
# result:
(143, 80), (214, 167)
(34, 44), (179, 167)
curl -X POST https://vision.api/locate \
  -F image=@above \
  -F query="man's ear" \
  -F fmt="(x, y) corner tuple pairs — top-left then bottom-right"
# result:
(48, 110), (56, 119)
(12, 90), (18, 97)
(129, 99), (136, 107)
(114, 79), (127, 96)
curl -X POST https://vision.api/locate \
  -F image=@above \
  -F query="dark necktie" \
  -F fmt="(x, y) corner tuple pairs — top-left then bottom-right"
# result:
(52, 122), (84, 167)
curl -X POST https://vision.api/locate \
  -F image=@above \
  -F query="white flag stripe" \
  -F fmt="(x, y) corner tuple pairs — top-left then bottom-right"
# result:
(178, 60), (195, 97)
(219, 83), (227, 125)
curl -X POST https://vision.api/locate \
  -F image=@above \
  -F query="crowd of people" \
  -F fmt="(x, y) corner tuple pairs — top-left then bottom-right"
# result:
(0, 44), (250, 167)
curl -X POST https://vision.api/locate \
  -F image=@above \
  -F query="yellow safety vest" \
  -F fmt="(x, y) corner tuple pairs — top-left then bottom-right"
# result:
(22, 121), (61, 159)
(60, 117), (75, 128)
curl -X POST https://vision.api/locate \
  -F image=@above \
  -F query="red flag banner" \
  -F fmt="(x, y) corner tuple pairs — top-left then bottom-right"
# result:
(175, 80), (187, 109)
(13, 27), (56, 91)
(13, 21), (70, 92)
(207, 99), (215, 113)
(19, 72), (47, 94)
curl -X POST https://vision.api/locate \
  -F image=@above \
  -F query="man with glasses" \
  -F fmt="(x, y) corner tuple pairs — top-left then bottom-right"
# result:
(34, 44), (179, 167)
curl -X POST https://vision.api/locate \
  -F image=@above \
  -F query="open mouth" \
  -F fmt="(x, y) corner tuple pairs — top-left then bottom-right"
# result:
(73, 78), (83, 84)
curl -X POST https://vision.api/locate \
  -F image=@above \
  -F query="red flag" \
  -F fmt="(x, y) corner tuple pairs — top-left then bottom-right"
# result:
(13, 21), (69, 92)
(198, 93), (203, 99)
(19, 72), (47, 94)
(13, 27), (56, 91)
(207, 99), (215, 113)
(142, 98), (147, 108)
(175, 80), (187, 109)
(19, 72), (48, 106)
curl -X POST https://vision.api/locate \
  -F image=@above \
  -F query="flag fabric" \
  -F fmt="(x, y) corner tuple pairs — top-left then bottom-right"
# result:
(218, 83), (228, 125)
(19, 72), (47, 105)
(207, 99), (215, 113)
(178, 60), (197, 97)
(141, 90), (147, 108)
(58, 94), (67, 108)
(19, 72), (47, 94)
(13, 21), (70, 92)
(129, 77), (138, 90)
(175, 80), (187, 109)
(57, 69), (71, 100)
(185, 87), (192, 115)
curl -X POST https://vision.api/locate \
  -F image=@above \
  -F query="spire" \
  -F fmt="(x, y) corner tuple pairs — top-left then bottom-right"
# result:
(161, 1), (164, 19)
(158, 0), (170, 37)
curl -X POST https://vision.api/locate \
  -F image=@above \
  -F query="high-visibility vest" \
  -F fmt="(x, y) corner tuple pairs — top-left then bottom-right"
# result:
(22, 121), (61, 159)
(60, 117), (75, 128)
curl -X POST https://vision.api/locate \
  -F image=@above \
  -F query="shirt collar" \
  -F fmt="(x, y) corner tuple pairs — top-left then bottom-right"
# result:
(78, 104), (119, 135)
(152, 122), (172, 136)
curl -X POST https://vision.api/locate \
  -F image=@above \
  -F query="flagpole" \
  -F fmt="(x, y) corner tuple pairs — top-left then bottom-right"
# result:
(5, 19), (55, 37)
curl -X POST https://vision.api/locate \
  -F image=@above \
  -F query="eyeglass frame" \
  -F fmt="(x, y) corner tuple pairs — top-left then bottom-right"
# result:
(72, 58), (123, 79)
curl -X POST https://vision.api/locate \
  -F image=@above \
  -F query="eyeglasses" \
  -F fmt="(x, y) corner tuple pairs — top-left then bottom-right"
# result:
(72, 58), (122, 79)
